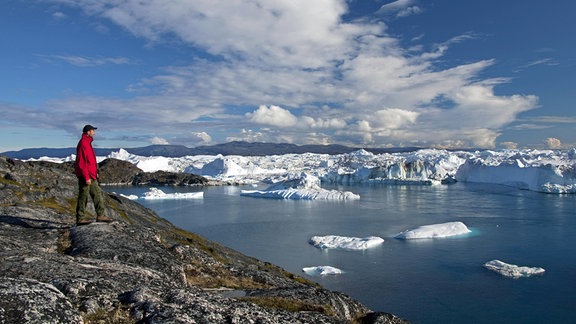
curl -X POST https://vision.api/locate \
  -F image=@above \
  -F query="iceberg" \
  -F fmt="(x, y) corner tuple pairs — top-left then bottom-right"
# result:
(394, 221), (471, 239)
(302, 266), (344, 276)
(30, 147), (576, 194)
(483, 260), (545, 278)
(141, 187), (204, 200)
(240, 172), (360, 200)
(309, 235), (384, 250)
(119, 193), (139, 200)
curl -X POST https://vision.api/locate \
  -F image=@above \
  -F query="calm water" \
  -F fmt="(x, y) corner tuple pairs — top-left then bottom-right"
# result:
(109, 183), (576, 323)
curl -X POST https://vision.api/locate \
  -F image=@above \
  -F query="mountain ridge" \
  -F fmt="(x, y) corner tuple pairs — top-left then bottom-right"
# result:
(2, 141), (422, 159)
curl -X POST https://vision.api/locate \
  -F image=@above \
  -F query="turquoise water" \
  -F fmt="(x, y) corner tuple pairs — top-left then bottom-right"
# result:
(109, 183), (576, 323)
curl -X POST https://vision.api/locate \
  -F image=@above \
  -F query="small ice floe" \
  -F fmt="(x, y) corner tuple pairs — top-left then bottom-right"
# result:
(309, 235), (384, 250)
(141, 187), (204, 200)
(394, 221), (471, 239)
(119, 193), (139, 200)
(302, 266), (343, 276)
(483, 260), (545, 278)
(241, 172), (360, 200)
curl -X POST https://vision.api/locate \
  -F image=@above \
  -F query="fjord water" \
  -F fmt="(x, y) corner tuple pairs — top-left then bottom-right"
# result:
(110, 183), (576, 323)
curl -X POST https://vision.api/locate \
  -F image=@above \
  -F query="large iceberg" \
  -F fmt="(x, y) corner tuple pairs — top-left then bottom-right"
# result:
(394, 221), (471, 239)
(309, 235), (384, 250)
(240, 172), (360, 200)
(30, 147), (576, 194)
(455, 149), (576, 193)
(302, 266), (344, 276)
(483, 260), (545, 278)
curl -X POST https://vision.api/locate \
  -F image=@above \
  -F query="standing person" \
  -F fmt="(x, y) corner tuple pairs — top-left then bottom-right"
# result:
(75, 124), (113, 225)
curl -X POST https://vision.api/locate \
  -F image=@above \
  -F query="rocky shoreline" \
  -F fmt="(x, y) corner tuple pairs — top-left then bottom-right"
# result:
(0, 156), (408, 323)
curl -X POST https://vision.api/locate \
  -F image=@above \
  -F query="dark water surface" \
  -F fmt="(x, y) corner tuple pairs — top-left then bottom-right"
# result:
(109, 183), (576, 323)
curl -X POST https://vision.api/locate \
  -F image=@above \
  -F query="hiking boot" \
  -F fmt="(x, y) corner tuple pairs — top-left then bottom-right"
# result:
(76, 218), (93, 226)
(96, 215), (114, 223)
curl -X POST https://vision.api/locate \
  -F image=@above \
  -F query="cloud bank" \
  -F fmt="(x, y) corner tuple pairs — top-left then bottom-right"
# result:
(18, 0), (538, 148)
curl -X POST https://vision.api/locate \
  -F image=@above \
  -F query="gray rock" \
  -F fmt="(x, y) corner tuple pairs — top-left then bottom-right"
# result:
(0, 277), (83, 323)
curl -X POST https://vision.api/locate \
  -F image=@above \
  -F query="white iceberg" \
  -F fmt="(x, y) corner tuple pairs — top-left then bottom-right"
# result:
(394, 221), (471, 239)
(141, 187), (204, 200)
(309, 235), (384, 250)
(30, 147), (576, 194)
(241, 172), (360, 200)
(483, 260), (545, 278)
(302, 266), (344, 276)
(119, 193), (139, 200)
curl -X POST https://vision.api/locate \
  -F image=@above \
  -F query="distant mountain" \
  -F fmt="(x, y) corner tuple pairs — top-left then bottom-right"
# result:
(0, 147), (117, 160)
(1, 141), (421, 159)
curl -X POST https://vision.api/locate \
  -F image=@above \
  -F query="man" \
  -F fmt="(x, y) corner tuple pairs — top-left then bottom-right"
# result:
(75, 124), (113, 225)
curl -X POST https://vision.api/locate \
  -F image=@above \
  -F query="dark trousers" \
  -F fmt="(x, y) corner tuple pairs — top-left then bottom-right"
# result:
(76, 178), (105, 220)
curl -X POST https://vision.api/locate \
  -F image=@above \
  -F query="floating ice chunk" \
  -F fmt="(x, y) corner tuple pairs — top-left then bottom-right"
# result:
(119, 193), (139, 200)
(302, 266), (343, 276)
(394, 221), (471, 239)
(141, 187), (204, 200)
(309, 235), (384, 250)
(483, 259), (545, 278)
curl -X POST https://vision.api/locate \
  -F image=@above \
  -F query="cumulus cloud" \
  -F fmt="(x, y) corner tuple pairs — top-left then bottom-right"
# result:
(546, 137), (562, 149)
(151, 136), (169, 145)
(247, 105), (298, 128)
(500, 141), (519, 150)
(247, 105), (347, 131)
(12, 0), (540, 148)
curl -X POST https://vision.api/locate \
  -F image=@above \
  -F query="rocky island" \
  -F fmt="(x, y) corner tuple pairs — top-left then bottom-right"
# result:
(0, 156), (408, 323)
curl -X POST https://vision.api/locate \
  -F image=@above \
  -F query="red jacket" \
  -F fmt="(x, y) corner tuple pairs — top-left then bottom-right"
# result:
(75, 133), (98, 181)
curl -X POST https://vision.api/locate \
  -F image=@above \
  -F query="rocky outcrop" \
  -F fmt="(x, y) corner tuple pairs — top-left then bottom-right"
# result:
(0, 156), (409, 323)
(96, 158), (211, 186)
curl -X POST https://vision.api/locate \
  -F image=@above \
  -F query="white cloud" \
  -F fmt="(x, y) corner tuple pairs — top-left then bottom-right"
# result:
(546, 137), (562, 149)
(378, 0), (422, 18)
(247, 105), (298, 127)
(500, 141), (518, 149)
(193, 132), (212, 143)
(151, 136), (169, 145)
(39, 54), (132, 67)
(18, 0), (540, 149)
(52, 11), (67, 19)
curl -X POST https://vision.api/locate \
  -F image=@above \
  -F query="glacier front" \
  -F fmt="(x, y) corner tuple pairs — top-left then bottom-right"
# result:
(33, 147), (576, 194)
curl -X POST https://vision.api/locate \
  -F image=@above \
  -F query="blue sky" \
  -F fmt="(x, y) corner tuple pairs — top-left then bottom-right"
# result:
(1, 0), (574, 152)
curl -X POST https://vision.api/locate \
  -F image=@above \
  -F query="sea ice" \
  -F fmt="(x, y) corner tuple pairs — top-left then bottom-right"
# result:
(302, 266), (343, 276)
(483, 259), (545, 278)
(141, 187), (204, 200)
(309, 235), (384, 250)
(394, 221), (471, 239)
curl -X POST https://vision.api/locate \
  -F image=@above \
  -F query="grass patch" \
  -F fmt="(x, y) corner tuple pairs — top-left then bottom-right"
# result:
(56, 229), (72, 254)
(240, 296), (335, 316)
(33, 197), (75, 214)
(184, 260), (270, 290)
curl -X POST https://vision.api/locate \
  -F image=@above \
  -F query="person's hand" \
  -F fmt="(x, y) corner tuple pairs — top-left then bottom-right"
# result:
(86, 179), (92, 185)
